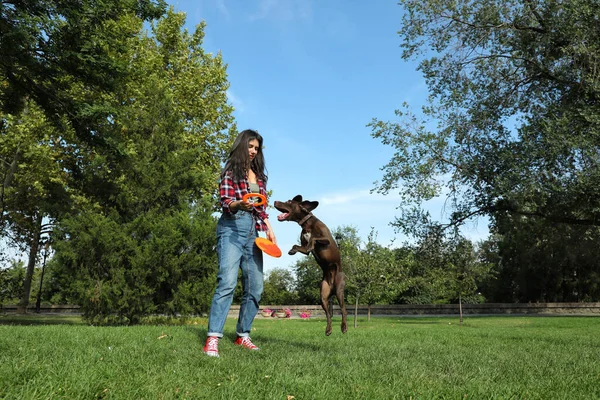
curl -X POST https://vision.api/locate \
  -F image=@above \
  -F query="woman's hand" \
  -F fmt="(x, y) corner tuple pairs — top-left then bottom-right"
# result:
(266, 229), (277, 244)
(232, 200), (253, 212)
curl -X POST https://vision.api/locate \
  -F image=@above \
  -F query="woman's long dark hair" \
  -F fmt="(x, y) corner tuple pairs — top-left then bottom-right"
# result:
(221, 129), (267, 182)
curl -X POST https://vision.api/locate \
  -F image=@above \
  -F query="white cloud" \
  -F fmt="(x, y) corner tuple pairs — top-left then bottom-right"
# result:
(226, 89), (244, 112)
(249, 0), (312, 23)
(216, 0), (230, 19)
(320, 190), (369, 205)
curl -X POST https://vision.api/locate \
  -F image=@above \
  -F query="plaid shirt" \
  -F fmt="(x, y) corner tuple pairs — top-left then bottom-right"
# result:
(219, 171), (269, 232)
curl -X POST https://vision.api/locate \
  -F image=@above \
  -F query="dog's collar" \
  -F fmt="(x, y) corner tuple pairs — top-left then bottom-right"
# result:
(298, 213), (314, 226)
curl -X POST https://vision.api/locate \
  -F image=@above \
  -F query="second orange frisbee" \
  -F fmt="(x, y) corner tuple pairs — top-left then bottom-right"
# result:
(255, 237), (282, 258)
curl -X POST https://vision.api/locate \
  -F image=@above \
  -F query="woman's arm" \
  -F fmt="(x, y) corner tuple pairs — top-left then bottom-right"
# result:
(220, 172), (252, 213)
(264, 218), (276, 244)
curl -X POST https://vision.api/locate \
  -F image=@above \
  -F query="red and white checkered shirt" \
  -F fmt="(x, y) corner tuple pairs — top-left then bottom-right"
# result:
(219, 171), (269, 232)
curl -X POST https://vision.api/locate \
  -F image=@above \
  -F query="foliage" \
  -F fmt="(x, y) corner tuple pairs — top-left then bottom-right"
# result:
(290, 224), (491, 307)
(292, 256), (322, 305)
(0, 0), (166, 137)
(369, 0), (600, 302)
(52, 205), (218, 325)
(411, 228), (492, 305)
(0, 104), (70, 238)
(480, 216), (600, 302)
(0, 101), (73, 310)
(388, 247), (437, 304)
(338, 226), (412, 313)
(0, 259), (25, 303)
(342, 228), (401, 308)
(44, 9), (235, 324)
(371, 0), (600, 234)
(262, 268), (299, 305)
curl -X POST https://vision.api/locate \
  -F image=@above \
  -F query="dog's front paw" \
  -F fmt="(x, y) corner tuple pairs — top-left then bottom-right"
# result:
(288, 247), (298, 255)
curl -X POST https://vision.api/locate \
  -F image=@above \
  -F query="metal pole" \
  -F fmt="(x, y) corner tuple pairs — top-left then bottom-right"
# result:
(35, 242), (49, 313)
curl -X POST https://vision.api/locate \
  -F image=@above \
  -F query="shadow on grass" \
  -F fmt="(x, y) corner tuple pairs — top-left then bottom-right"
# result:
(396, 319), (455, 325)
(0, 314), (85, 326)
(183, 319), (336, 353)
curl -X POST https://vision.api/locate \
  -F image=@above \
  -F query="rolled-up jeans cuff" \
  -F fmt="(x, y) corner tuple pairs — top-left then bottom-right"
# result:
(236, 332), (250, 338)
(207, 332), (224, 338)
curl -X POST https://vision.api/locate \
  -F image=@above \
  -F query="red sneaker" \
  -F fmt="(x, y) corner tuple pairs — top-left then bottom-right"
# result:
(203, 336), (219, 357)
(234, 336), (260, 351)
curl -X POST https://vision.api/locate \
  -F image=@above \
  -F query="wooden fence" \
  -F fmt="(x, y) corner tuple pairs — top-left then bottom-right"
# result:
(236, 302), (600, 317)
(2, 303), (600, 316)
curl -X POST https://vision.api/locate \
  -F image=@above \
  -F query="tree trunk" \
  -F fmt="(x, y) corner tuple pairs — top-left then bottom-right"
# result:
(35, 243), (50, 313)
(17, 214), (41, 314)
(354, 295), (359, 328)
(459, 294), (463, 325)
(367, 304), (371, 322)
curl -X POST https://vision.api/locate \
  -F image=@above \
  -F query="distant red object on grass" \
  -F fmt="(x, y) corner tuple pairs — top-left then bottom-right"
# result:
(242, 193), (266, 206)
(255, 237), (282, 258)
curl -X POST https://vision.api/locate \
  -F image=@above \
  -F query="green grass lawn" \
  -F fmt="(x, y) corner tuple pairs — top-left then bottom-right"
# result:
(1, 314), (599, 399)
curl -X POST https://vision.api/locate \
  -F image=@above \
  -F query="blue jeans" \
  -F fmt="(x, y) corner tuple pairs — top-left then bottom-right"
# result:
(207, 211), (264, 338)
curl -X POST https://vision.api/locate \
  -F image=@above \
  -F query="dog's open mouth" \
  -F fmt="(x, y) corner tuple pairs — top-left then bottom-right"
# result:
(277, 212), (290, 221)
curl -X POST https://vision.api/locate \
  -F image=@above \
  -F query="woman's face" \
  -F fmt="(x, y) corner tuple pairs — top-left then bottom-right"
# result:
(248, 139), (260, 161)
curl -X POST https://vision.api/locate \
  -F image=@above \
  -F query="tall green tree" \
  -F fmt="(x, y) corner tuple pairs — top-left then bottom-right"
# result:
(1, 0), (166, 138)
(49, 9), (235, 324)
(0, 103), (71, 312)
(2, 0), (168, 313)
(480, 215), (600, 302)
(0, 259), (25, 303)
(370, 0), (600, 302)
(370, 0), (600, 232)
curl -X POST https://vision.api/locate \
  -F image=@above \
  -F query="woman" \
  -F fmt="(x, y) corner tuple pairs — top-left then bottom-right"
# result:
(203, 129), (276, 357)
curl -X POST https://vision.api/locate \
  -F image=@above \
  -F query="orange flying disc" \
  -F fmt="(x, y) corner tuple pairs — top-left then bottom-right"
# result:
(255, 237), (282, 258)
(242, 193), (266, 206)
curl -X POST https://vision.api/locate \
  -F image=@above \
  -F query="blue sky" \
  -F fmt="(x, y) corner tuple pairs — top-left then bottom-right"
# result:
(168, 0), (490, 273)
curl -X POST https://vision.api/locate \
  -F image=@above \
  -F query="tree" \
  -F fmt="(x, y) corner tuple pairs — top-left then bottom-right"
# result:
(52, 204), (219, 324)
(370, 0), (600, 302)
(479, 214), (600, 302)
(1, 0), (166, 139)
(444, 239), (491, 324)
(262, 268), (299, 305)
(370, 0), (600, 234)
(337, 226), (407, 325)
(0, 259), (25, 303)
(2, 0), (168, 314)
(389, 246), (436, 305)
(397, 226), (493, 321)
(293, 257), (322, 306)
(0, 103), (70, 312)
(47, 9), (235, 324)
(344, 229), (398, 322)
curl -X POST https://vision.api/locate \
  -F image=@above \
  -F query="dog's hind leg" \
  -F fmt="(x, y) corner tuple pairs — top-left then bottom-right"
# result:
(335, 274), (348, 334)
(320, 280), (333, 336)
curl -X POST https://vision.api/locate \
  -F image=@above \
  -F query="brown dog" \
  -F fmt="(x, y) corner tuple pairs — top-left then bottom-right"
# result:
(274, 195), (348, 335)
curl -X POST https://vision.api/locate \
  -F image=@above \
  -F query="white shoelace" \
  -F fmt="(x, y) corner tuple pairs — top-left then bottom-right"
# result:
(206, 337), (219, 350)
(241, 337), (257, 349)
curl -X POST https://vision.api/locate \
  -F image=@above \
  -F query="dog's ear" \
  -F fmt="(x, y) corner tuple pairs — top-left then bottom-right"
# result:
(293, 195), (303, 202)
(302, 200), (319, 212)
